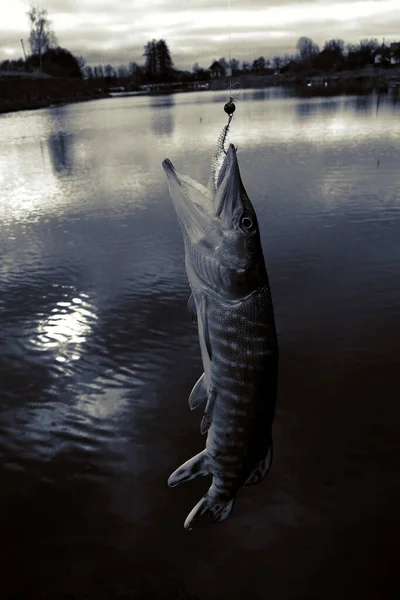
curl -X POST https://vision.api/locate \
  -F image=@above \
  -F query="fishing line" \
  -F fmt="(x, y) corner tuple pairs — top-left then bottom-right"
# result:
(220, 0), (242, 136)
(228, 0), (232, 90)
(223, 0), (236, 120)
(210, 0), (242, 187)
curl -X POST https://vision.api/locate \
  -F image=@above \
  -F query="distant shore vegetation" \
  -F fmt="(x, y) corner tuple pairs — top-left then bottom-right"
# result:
(1, 6), (400, 85)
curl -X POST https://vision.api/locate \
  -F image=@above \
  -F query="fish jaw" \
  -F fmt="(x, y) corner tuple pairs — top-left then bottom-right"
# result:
(163, 145), (248, 238)
(162, 159), (214, 237)
(162, 157), (222, 297)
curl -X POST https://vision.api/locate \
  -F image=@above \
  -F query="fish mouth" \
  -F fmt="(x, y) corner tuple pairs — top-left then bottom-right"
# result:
(162, 158), (214, 238)
(163, 145), (259, 296)
(162, 143), (242, 225)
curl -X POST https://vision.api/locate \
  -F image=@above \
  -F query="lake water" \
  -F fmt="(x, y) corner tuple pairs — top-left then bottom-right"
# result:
(0, 88), (399, 599)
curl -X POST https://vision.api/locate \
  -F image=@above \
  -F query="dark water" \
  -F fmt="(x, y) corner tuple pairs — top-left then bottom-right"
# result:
(0, 88), (399, 599)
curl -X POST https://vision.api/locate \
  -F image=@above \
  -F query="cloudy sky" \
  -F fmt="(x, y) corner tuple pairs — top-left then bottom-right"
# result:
(1, 0), (399, 70)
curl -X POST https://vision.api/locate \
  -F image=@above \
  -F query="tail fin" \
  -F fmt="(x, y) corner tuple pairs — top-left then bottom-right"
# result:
(168, 450), (209, 487)
(184, 494), (235, 530)
(184, 495), (209, 530)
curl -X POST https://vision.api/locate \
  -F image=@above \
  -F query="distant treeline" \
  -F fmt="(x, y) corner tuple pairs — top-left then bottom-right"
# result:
(2, 22), (400, 85)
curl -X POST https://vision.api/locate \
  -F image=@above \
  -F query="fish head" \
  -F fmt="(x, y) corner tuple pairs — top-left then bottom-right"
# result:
(163, 144), (267, 300)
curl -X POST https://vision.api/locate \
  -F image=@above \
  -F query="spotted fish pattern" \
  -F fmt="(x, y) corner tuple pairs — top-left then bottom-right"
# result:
(163, 143), (279, 529)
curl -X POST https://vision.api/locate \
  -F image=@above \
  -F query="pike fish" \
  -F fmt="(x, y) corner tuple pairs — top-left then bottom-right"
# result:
(162, 137), (278, 530)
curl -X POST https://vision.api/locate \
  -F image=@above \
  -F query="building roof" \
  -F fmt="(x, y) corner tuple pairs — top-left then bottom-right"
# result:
(209, 60), (225, 71)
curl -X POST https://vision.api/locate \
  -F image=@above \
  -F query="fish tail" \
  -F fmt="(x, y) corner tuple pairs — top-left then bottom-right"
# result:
(184, 493), (235, 530)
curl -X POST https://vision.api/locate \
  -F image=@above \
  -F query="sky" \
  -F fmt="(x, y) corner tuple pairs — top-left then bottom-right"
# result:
(1, 0), (400, 71)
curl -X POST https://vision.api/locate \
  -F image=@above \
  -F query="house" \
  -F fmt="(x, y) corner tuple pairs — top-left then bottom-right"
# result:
(374, 51), (385, 65)
(209, 61), (225, 78)
(373, 47), (394, 66)
(375, 42), (400, 65)
(390, 42), (400, 64)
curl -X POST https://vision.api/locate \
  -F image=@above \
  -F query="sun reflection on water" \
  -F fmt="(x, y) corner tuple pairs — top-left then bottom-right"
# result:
(31, 289), (97, 363)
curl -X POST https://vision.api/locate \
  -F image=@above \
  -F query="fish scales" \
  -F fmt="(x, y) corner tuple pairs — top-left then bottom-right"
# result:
(163, 143), (279, 529)
(203, 287), (277, 493)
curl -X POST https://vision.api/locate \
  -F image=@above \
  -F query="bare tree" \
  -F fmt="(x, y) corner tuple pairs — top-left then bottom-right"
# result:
(229, 58), (240, 71)
(296, 36), (319, 61)
(117, 65), (128, 78)
(128, 61), (142, 85)
(76, 55), (86, 69)
(346, 38), (380, 67)
(104, 64), (115, 78)
(252, 56), (265, 72)
(359, 38), (379, 52)
(84, 65), (93, 79)
(94, 65), (104, 78)
(27, 6), (57, 69)
(74, 55), (85, 77)
(128, 61), (139, 75)
(323, 39), (345, 55)
(282, 54), (295, 67)
(272, 56), (283, 70)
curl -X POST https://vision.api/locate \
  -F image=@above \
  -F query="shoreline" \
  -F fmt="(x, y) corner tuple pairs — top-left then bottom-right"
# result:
(1, 66), (399, 116)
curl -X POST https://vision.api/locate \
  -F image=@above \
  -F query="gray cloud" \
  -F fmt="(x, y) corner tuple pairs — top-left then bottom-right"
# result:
(151, 0), (376, 9)
(1, 0), (399, 70)
(41, 0), (79, 12)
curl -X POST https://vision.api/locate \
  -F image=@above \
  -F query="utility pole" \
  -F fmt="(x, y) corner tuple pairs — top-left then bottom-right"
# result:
(20, 38), (27, 61)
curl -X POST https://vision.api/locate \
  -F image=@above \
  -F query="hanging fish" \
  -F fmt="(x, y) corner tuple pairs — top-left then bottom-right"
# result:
(162, 137), (278, 530)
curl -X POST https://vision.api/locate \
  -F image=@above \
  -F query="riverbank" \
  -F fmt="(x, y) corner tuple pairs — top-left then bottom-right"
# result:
(0, 74), (109, 114)
(208, 65), (400, 92)
(0, 73), (208, 115)
(1, 64), (400, 115)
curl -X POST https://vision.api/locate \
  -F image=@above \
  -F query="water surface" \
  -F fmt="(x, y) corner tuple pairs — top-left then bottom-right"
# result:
(0, 88), (399, 599)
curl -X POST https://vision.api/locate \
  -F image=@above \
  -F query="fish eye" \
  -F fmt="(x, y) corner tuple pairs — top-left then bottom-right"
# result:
(240, 216), (255, 232)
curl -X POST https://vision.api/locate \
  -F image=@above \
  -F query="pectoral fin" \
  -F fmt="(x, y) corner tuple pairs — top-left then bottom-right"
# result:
(188, 373), (208, 410)
(244, 441), (273, 486)
(189, 374), (215, 433)
(198, 297), (212, 362)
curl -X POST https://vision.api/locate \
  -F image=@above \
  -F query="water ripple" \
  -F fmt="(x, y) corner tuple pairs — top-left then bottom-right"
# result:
(0, 90), (399, 599)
